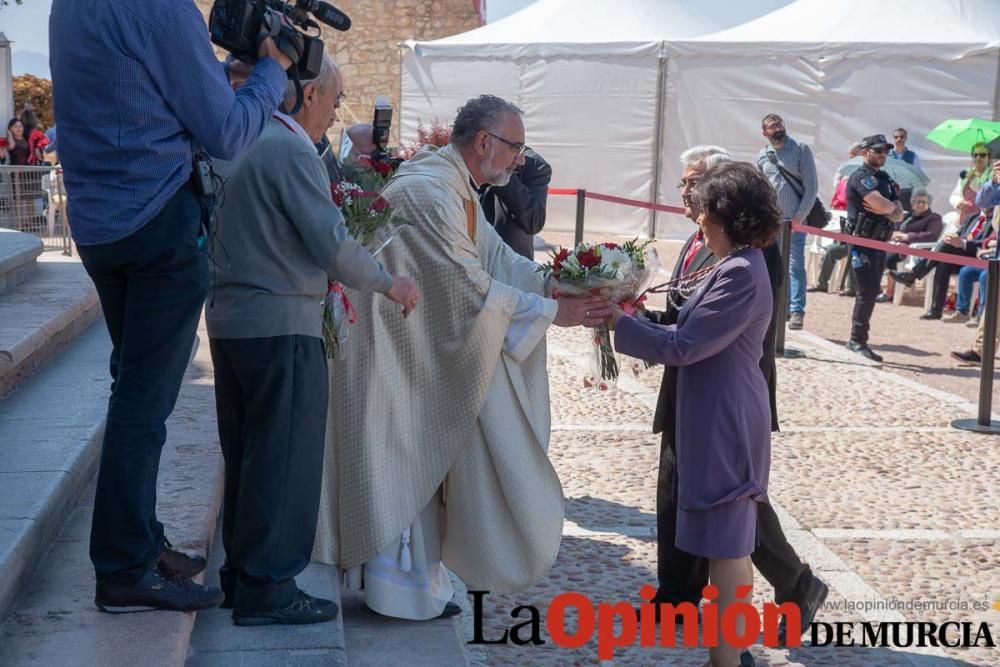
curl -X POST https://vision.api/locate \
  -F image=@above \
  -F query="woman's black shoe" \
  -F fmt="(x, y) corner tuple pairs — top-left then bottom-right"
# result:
(233, 590), (339, 626)
(95, 563), (224, 613)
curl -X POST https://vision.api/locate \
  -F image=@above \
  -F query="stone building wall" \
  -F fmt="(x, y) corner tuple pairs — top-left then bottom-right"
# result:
(195, 0), (479, 144)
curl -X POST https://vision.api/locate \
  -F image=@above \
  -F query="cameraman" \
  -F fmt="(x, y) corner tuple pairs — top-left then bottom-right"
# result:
(51, 0), (293, 613)
(479, 147), (552, 259)
(845, 135), (903, 362)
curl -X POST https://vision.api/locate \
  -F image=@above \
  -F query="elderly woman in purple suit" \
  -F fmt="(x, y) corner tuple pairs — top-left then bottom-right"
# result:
(610, 162), (782, 667)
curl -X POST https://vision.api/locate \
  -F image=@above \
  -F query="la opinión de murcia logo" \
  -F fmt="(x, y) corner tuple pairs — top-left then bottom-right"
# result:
(468, 587), (998, 660)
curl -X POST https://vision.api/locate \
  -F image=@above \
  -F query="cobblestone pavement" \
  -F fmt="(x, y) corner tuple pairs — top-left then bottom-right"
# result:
(454, 318), (1000, 667)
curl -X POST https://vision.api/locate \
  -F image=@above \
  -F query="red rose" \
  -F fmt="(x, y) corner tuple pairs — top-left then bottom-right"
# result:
(577, 248), (601, 268)
(602, 242), (620, 250)
(552, 247), (571, 272)
(372, 159), (392, 176)
(369, 196), (389, 214)
(330, 184), (345, 207)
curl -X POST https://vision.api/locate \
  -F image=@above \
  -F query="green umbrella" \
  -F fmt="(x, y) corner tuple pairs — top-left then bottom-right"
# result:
(925, 118), (1000, 153)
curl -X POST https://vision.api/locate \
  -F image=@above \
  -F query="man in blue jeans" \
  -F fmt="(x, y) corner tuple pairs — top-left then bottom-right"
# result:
(757, 113), (819, 331)
(51, 0), (293, 612)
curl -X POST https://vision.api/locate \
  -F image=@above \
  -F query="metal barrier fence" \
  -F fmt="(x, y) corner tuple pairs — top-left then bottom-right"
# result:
(0, 165), (72, 255)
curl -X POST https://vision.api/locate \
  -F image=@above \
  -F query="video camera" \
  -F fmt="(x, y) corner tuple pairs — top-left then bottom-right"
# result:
(209, 0), (350, 110)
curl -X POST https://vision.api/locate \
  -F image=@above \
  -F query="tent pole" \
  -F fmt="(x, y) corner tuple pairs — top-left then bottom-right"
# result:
(649, 55), (668, 239)
(993, 48), (1000, 122)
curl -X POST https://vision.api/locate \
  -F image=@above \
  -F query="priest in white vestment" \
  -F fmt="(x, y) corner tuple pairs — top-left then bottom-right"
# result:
(313, 95), (612, 619)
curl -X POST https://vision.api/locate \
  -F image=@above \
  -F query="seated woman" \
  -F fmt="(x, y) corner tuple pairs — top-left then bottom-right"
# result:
(609, 161), (781, 667)
(879, 188), (943, 302)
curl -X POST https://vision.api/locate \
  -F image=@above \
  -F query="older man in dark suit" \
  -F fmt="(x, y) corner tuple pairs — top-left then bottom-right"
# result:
(640, 145), (827, 645)
(479, 147), (552, 258)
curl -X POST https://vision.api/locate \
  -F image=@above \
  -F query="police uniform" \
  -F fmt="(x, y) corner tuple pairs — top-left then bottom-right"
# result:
(846, 159), (897, 348)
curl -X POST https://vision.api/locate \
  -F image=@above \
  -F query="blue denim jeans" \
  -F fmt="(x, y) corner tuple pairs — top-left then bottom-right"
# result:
(788, 230), (807, 314)
(78, 185), (208, 583)
(956, 265), (988, 316)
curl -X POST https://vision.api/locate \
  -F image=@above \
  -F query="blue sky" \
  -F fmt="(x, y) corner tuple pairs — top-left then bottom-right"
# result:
(1, 0), (537, 79)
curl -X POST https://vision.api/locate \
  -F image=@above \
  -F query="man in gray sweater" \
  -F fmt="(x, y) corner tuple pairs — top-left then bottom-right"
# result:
(206, 55), (420, 626)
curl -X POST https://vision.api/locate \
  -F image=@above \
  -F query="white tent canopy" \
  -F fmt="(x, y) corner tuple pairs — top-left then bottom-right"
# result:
(400, 0), (792, 238)
(659, 0), (1000, 235)
(0, 34), (12, 134)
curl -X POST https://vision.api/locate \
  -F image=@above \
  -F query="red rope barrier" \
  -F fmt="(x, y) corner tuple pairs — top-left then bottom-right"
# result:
(790, 223), (989, 270)
(547, 188), (686, 214)
(546, 188), (989, 270)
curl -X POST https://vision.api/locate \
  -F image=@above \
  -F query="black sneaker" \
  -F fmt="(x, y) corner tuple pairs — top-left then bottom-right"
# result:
(919, 310), (942, 320)
(778, 576), (829, 646)
(158, 538), (207, 578)
(806, 285), (828, 293)
(846, 340), (883, 363)
(96, 563), (224, 613)
(233, 590), (339, 626)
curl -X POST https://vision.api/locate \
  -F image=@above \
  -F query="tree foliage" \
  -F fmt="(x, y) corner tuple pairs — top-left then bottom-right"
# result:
(12, 74), (54, 129)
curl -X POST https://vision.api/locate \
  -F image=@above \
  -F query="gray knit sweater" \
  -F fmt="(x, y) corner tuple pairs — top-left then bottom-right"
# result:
(206, 119), (393, 340)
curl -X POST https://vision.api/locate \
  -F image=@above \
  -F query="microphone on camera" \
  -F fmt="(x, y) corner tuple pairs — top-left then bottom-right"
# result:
(312, 2), (351, 31)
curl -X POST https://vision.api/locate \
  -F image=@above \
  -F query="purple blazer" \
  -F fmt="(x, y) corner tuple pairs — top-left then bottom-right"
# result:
(614, 248), (773, 558)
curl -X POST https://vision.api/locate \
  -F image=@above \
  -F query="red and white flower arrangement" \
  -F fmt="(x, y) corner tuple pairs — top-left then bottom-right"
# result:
(539, 239), (660, 385)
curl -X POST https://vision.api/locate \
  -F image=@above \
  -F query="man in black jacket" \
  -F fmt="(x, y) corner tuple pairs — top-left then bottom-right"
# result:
(642, 145), (827, 644)
(479, 147), (552, 258)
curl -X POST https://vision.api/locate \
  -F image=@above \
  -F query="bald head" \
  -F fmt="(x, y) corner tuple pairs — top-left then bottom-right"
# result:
(346, 124), (376, 157)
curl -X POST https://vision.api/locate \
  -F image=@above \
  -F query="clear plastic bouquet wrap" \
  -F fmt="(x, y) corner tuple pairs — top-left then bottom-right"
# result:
(323, 177), (405, 359)
(539, 239), (661, 386)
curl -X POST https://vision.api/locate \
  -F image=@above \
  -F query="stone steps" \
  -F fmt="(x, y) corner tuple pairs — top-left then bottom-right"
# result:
(0, 258), (101, 398)
(0, 228), (43, 296)
(0, 325), (227, 666)
(0, 322), (110, 628)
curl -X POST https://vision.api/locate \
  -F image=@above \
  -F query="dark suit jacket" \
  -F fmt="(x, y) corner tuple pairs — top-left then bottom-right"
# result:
(480, 148), (552, 259)
(647, 232), (782, 449)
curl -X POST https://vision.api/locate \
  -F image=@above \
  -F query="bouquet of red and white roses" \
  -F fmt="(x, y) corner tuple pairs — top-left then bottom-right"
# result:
(323, 176), (404, 359)
(539, 239), (660, 385)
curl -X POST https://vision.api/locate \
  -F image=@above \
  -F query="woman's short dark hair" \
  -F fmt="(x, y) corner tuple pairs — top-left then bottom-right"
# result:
(8, 118), (22, 132)
(691, 162), (783, 249)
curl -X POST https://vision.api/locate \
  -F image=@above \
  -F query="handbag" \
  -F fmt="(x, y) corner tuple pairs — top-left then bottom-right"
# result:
(766, 151), (829, 228)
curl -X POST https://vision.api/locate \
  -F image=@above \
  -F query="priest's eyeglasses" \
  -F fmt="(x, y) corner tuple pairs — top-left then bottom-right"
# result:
(486, 131), (527, 158)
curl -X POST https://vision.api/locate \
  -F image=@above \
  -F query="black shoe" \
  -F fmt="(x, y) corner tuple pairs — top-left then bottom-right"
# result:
(95, 563), (225, 613)
(890, 270), (916, 287)
(437, 601), (462, 618)
(951, 349), (982, 365)
(875, 292), (890, 304)
(919, 311), (942, 320)
(838, 289), (857, 297)
(806, 285), (827, 293)
(846, 340), (883, 363)
(778, 577), (829, 646)
(233, 590), (339, 626)
(158, 538), (207, 578)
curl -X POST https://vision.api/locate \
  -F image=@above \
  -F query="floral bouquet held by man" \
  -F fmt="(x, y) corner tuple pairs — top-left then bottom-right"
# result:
(539, 239), (660, 385)
(323, 178), (405, 359)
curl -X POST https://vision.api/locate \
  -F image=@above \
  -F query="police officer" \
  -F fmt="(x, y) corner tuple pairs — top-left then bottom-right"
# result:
(845, 134), (904, 362)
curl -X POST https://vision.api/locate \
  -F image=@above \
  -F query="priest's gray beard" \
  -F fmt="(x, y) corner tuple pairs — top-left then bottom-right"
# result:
(480, 145), (514, 186)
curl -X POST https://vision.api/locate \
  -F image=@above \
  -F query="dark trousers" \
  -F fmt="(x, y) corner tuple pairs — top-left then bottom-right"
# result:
(211, 335), (328, 610)
(817, 242), (857, 292)
(909, 246), (973, 314)
(655, 435), (812, 606)
(849, 247), (886, 345)
(79, 187), (207, 583)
